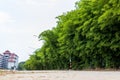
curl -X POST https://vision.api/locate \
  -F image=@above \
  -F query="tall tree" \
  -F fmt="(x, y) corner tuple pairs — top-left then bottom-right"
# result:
(25, 0), (120, 70)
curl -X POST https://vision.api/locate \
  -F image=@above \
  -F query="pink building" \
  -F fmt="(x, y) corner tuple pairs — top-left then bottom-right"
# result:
(2, 50), (19, 70)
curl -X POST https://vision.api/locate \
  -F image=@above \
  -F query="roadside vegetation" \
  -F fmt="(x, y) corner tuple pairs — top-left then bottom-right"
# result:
(17, 62), (26, 70)
(24, 0), (120, 70)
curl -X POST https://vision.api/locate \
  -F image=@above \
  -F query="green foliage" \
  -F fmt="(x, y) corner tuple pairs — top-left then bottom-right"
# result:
(18, 62), (26, 70)
(25, 0), (120, 70)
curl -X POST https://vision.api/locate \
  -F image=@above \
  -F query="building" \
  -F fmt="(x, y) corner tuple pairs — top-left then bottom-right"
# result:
(0, 54), (3, 69)
(0, 50), (19, 70)
(8, 53), (18, 69)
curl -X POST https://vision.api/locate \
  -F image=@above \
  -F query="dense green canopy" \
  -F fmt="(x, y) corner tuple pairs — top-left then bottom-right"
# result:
(24, 0), (120, 70)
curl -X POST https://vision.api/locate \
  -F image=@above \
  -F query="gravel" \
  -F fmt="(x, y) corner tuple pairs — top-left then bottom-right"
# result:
(0, 70), (120, 80)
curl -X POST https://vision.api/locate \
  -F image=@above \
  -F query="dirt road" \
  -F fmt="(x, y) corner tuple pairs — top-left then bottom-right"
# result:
(0, 70), (120, 80)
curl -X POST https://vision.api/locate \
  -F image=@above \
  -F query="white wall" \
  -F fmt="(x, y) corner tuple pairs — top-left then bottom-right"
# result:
(8, 62), (14, 69)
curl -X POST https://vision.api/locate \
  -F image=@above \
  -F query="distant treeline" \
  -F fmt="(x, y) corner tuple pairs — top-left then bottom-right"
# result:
(24, 0), (120, 70)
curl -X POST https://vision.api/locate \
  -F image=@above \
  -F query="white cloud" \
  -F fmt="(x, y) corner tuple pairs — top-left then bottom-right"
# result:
(21, 0), (39, 6)
(0, 12), (15, 24)
(17, 0), (57, 7)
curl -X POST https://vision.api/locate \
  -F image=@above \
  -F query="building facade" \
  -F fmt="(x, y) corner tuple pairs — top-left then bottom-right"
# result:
(0, 50), (18, 70)
(0, 54), (3, 69)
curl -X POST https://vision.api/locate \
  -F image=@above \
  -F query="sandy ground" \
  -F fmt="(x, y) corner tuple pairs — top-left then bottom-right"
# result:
(0, 70), (120, 80)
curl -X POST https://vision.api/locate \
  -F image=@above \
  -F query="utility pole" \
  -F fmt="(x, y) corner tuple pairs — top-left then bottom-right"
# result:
(69, 55), (72, 70)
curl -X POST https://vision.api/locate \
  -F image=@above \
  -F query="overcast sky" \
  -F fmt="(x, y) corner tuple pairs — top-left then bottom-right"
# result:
(0, 0), (78, 62)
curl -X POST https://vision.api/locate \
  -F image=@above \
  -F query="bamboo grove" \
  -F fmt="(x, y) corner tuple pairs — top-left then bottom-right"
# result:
(24, 0), (120, 70)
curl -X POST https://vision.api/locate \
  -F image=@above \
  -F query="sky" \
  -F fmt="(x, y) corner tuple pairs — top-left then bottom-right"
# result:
(0, 0), (78, 62)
